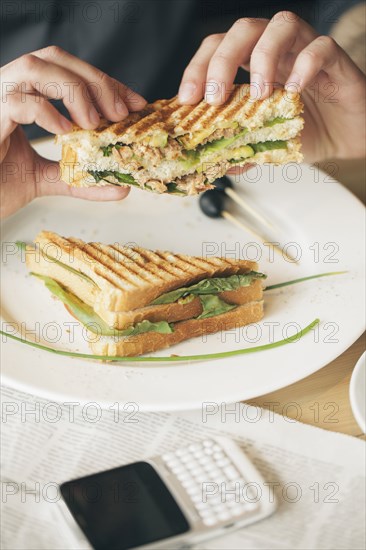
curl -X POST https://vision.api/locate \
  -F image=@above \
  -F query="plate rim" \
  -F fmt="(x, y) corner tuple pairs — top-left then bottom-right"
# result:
(350, 351), (366, 434)
(1, 155), (365, 410)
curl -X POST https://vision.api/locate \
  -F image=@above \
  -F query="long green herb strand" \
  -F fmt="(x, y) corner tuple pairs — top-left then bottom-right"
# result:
(6, 248), (342, 361)
(0, 319), (319, 363)
(265, 271), (347, 291)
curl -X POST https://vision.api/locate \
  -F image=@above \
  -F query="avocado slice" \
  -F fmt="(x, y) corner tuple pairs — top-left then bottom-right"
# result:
(263, 117), (288, 127)
(178, 149), (200, 170)
(201, 127), (248, 155)
(179, 128), (252, 169)
(229, 140), (288, 163)
(227, 145), (255, 161)
(144, 131), (168, 148)
(251, 140), (287, 153)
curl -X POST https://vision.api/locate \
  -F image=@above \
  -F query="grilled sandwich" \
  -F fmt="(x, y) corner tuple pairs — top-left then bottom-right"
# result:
(57, 84), (304, 196)
(25, 231), (266, 357)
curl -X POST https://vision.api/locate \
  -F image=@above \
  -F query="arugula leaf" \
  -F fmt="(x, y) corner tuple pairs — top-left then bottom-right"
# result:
(197, 294), (236, 320)
(166, 183), (187, 196)
(152, 271), (266, 305)
(113, 172), (136, 184)
(88, 171), (137, 185)
(88, 170), (109, 183)
(32, 274), (173, 337)
(100, 145), (114, 157)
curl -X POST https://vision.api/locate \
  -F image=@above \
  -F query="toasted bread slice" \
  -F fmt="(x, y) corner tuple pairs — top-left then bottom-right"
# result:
(57, 85), (302, 149)
(27, 249), (262, 328)
(27, 231), (258, 312)
(89, 299), (264, 356)
(173, 87), (302, 149)
(56, 84), (303, 194)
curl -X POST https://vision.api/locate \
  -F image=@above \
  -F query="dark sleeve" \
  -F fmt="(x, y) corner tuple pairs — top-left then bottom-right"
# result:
(0, 0), (198, 139)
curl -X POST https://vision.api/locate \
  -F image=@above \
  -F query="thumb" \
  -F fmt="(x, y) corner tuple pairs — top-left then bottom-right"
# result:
(35, 158), (131, 201)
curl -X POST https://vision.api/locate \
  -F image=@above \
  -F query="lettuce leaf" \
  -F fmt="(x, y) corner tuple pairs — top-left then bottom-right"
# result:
(152, 271), (266, 305)
(32, 274), (173, 337)
(196, 294), (236, 320)
(166, 183), (188, 196)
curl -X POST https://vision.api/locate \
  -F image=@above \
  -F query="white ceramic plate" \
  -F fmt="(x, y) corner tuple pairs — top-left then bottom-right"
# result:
(1, 140), (365, 410)
(350, 352), (366, 433)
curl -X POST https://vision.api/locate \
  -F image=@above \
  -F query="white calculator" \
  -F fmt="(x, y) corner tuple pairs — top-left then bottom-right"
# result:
(59, 436), (276, 549)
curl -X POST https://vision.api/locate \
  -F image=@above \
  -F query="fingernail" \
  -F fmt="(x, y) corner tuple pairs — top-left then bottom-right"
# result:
(115, 99), (128, 116)
(205, 80), (221, 104)
(250, 73), (264, 99)
(285, 74), (302, 92)
(178, 82), (197, 103)
(60, 117), (72, 132)
(133, 92), (147, 105)
(89, 107), (100, 126)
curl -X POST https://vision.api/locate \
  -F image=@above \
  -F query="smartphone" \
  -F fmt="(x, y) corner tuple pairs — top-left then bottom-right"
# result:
(59, 436), (276, 550)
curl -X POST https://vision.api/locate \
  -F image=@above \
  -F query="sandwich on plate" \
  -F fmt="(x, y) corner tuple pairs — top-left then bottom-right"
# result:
(57, 84), (304, 196)
(25, 231), (266, 357)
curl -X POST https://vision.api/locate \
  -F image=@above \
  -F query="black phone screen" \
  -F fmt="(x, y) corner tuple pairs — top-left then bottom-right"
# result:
(60, 461), (190, 550)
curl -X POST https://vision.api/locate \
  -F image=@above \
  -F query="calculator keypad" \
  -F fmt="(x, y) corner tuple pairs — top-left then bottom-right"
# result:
(162, 440), (258, 526)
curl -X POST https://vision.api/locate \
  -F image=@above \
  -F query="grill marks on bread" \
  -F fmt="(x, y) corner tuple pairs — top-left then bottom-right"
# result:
(33, 231), (258, 311)
(81, 85), (303, 147)
(56, 84), (303, 193)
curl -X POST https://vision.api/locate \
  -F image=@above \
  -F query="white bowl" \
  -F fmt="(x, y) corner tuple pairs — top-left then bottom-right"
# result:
(350, 351), (366, 434)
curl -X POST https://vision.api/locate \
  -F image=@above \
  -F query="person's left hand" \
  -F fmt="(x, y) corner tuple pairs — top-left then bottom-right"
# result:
(178, 12), (366, 165)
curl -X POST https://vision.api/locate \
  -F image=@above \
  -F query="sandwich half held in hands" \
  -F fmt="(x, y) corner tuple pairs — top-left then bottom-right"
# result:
(26, 231), (266, 357)
(57, 84), (304, 196)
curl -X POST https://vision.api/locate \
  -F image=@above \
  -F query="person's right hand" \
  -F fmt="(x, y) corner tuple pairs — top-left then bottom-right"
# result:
(0, 46), (147, 218)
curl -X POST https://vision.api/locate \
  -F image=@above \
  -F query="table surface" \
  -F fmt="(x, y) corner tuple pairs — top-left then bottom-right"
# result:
(250, 334), (365, 438)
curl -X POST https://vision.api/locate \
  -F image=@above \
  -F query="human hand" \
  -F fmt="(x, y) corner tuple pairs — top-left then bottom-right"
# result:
(0, 46), (147, 218)
(178, 12), (366, 163)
